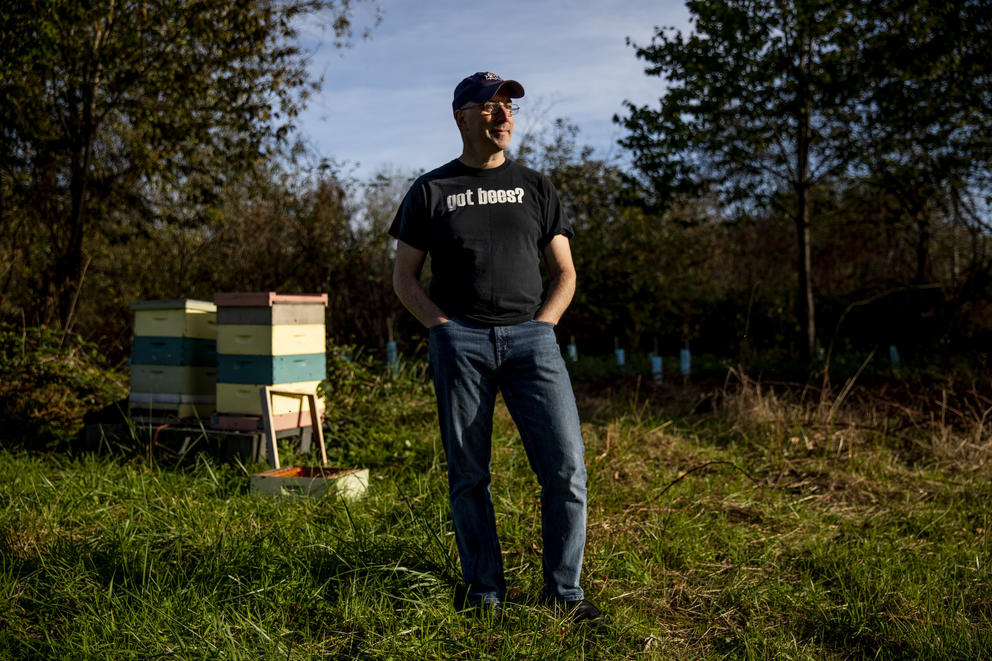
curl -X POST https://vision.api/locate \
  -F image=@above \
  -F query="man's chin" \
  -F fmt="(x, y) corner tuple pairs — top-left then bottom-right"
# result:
(490, 136), (512, 150)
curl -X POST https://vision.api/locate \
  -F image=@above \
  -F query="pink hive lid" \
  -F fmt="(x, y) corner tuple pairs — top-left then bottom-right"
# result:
(213, 292), (328, 307)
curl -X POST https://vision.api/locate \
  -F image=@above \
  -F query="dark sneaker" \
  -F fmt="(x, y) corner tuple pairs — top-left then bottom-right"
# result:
(454, 585), (507, 621)
(462, 599), (507, 622)
(543, 596), (604, 622)
(563, 599), (603, 622)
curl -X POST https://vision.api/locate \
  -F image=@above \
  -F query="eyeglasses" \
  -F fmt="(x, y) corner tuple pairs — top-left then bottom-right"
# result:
(460, 101), (520, 116)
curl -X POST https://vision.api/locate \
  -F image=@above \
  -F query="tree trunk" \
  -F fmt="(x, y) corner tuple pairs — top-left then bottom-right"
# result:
(914, 211), (930, 284)
(56, 151), (89, 328)
(795, 188), (815, 362)
(793, 25), (816, 364)
(56, 29), (103, 329)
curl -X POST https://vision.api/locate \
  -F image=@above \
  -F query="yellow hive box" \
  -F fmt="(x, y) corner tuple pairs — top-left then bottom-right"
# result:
(217, 324), (325, 356)
(216, 380), (323, 416)
(131, 299), (217, 339)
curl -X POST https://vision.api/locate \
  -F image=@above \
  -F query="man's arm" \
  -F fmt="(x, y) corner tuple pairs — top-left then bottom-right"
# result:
(536, 234), (577, 325)
(392, 240), (450, 328)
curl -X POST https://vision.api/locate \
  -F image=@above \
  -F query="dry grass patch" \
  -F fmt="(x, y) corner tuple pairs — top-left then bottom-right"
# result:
(714, 369), (992, 473)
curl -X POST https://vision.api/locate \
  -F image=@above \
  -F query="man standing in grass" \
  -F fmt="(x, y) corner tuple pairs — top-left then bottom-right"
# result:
(389, 72), (600, 622)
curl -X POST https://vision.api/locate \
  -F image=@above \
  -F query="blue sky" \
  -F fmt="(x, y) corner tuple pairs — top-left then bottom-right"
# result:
(295, 0), (692, 181)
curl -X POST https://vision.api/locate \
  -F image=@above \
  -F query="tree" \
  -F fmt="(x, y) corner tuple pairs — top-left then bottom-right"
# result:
(356, 167), (418, 350)
(853, 0), (991, 285)
(617, 0), (864, 362)
(0, 0), (377, 328)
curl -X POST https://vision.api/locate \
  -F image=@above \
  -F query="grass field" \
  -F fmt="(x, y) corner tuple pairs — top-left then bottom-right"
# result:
(1, 355), (991, 659)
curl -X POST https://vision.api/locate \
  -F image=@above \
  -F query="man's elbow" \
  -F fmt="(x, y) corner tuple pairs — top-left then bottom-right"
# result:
(559, 266), (577, 291)
(392, 270), (407, 299)
(392, 269), (418, 302)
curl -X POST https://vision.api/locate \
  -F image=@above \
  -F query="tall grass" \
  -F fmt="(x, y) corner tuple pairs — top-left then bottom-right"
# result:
(1, 353), (990, 658)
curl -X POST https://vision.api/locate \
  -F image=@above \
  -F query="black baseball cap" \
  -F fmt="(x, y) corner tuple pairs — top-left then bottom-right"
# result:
(452, 72), (525, 110)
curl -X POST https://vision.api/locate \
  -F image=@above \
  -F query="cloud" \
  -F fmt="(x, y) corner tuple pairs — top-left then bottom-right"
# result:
(296, 0), (692, 178)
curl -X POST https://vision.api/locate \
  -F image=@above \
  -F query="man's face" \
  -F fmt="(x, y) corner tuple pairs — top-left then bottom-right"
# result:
(456, 91), (514, 154)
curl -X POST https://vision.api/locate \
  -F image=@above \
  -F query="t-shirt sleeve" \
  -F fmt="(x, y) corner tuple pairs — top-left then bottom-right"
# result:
(539, 179), (573, 248)
(388, 181), (431, 251)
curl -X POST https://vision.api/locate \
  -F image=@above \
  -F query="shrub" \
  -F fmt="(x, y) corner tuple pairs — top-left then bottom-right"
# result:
(0, 324), (127, 448)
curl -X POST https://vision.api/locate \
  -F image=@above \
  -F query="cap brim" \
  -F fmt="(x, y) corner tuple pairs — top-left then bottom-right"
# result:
(496, 80), (525, 99)
(476, 79), (525, 103)
(453, 76), (526, 110)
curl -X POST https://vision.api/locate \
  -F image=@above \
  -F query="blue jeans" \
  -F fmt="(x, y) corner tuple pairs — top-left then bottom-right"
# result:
(428, 318), (587, 606)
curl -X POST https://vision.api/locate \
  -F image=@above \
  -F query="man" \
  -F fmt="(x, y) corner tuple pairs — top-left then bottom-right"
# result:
(389, 72), (600, 622)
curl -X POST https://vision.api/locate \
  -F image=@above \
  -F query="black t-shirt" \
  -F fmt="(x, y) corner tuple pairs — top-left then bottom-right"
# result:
(389, 159), (573, 326)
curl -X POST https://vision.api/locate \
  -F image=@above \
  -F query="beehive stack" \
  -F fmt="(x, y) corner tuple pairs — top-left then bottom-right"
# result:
(212, 292), (327, 431)
(128, 299), (217, 420)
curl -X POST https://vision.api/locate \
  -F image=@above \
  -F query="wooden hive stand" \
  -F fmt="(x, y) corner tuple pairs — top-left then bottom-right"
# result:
(259, 387), (325, 469)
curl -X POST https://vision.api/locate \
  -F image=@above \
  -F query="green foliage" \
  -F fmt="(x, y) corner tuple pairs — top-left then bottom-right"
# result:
(51, 162), (410, 363)
(0, 324), (127, 446)
(321, 345), (437, 470)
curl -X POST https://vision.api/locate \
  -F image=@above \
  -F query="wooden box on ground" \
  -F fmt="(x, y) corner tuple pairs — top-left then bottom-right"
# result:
(250, 466), (369, 499)
(130, 365), (216, 395)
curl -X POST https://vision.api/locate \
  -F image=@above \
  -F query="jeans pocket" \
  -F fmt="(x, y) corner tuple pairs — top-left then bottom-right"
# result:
(429, 320), (455, 335)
